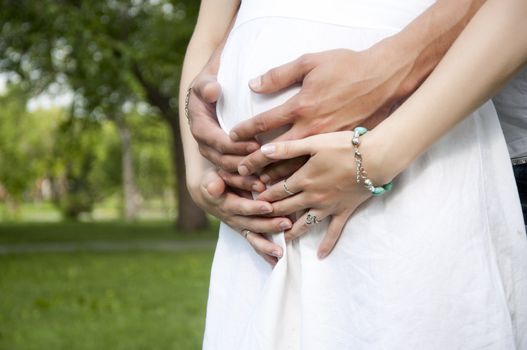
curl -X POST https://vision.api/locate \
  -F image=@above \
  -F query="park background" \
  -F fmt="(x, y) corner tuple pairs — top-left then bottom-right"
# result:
(0, 1), (216, 349)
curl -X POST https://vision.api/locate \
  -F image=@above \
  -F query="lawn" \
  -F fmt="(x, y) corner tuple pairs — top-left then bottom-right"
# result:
(0, 221), (217, 350)
(0, 221), (218, 244)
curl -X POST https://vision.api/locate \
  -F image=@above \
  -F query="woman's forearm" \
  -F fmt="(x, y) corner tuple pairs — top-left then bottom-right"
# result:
(179, 43), (221, 194)
(367, 0), (527, 182)
(178, 0), (239, 194)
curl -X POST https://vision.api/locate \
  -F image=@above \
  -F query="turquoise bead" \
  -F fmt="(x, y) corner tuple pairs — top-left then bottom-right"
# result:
(372, 187), (385, 196)
(382, 182), (393, 192)
(355, 126), (368, 136)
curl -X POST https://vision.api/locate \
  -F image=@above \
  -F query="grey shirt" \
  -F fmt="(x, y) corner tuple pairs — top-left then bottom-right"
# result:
(493, 65), (527, 159)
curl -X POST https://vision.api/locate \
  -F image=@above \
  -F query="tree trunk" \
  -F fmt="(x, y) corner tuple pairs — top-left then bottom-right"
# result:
(167, 118), (209, 231)
(116, 116), (140, 221)
(132, 65), (208, 231)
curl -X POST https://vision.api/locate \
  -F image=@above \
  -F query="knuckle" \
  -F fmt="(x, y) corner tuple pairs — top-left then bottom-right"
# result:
(297, 54), (313, 69)
(191, 124), (207, 142)
(218, 202), (229, 217)
(298, 177), (311, 190)
(278, 143), (290, 158)
(310, 193), (325, 204)
(215, 141), (226, 154)
(198, 145), (209, 158)
(243, 156), (256, 170)
(219, 156), (233, 171)
(317, 192), (329, 202)
(189, 123), (199, 137)
(262, 244), (275, 256)
(240, 204), (253, 216)
(271, 204), (284, 216)
(267, 68), (282, 86)
(254, 116), (268, 133)
(295, 96), (316, 116)
(307, 116), (327, 135)
(258, 222), (274, 234)
(222, 215), (234, 227)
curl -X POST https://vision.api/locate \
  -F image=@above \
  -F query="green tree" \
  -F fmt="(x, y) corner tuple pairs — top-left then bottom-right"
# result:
(0, 86), (57, 217)
(0, 0), (207, 230)
(50, 116), (115, 220)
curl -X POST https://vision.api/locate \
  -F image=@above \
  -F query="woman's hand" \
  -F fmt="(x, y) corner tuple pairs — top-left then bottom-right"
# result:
(256, 131), (393, 259)
(188, 73), (261, 173)
(191, 169), (293, 266)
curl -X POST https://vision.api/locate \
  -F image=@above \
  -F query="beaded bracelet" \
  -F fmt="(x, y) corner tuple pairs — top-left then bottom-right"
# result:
(351, 126), (393, 197)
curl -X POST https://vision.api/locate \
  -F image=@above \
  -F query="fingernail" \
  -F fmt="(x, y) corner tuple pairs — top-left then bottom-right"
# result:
(260, 174), (271, 184)
(249, 76), (262, 90)
(260, 205), (272, 214)
(252, 183), (264, 192)
(279, 221), (291, 230)
(261, 144), (276, 155)
(317, 251), (328, 260)
(246, 143), (260, 153)
(271, 249), (283, 258)
(238, 165), (249, 176)
(230, 131), (239, 141)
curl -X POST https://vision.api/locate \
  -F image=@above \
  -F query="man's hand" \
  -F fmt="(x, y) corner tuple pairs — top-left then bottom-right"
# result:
(188, 72), (260, 173)
(232, 0), (486, 177)
(234, 48), (408, 176)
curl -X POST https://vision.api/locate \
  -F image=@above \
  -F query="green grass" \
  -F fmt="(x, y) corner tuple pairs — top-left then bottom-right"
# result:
(0, 250), (214, 350)
(0, 221), (218, 244)
(0, 221), (219, 349)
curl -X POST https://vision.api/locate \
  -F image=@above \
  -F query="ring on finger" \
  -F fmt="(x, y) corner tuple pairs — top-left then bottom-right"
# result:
(242, 229), (252, 239)
(305, 212), (321, 225)
(283, 179), (295, 196)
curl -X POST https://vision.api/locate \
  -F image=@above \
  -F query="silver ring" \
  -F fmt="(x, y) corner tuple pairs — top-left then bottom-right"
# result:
(305, 213), (321, 225)
(283, 179), (295, 196)
(242, 229), (251, 239)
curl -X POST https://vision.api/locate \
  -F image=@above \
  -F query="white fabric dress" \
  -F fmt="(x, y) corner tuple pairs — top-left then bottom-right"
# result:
(204, 1), (527, 349)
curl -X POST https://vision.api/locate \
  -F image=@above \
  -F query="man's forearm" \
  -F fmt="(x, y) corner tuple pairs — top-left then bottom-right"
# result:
(367, 0), (527, 184)
(376, 0), (485, 97)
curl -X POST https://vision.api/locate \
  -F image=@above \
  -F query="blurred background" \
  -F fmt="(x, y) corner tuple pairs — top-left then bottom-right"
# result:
(0, 1), (216, 349)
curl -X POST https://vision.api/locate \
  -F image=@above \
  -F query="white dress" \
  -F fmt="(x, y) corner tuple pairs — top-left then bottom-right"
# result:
(204, 1), (527, 349)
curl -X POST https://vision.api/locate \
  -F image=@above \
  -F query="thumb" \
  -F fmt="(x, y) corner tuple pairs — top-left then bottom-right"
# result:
(201, 170), (226, 198)
(193, 76), (222, 104)
(249, 54), (316, 94)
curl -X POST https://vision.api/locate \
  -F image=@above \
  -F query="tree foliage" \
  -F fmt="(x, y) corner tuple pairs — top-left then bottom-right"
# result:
(0, 87), (55, 206)
(0, 0), (207, 229)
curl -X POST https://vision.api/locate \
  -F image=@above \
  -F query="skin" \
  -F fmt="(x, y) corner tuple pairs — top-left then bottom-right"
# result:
(179, 0), (289, 266)
(257, 0), (527, 258)
(194, 0), (486, 179)
(181, 0), (487, 265)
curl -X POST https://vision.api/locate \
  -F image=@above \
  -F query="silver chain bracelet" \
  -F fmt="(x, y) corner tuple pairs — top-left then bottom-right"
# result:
(184, 86), (192, 125)
(351, 127), (393, 197)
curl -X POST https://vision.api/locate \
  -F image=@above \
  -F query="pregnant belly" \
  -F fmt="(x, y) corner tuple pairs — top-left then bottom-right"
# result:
(216, 17), (397, 138)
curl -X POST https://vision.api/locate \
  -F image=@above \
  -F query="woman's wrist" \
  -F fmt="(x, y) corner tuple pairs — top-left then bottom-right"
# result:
(358, 129), (410, 187)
